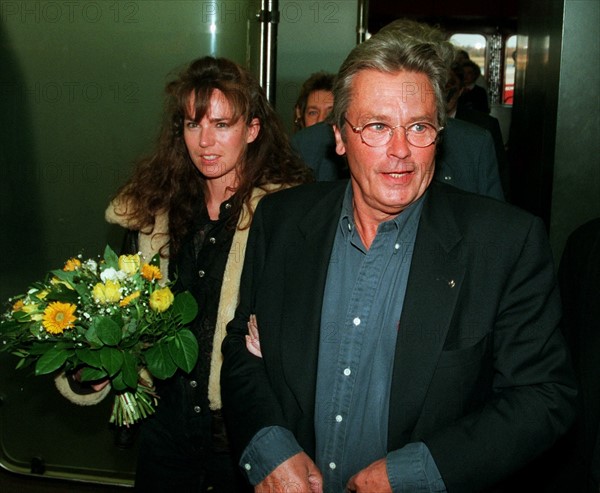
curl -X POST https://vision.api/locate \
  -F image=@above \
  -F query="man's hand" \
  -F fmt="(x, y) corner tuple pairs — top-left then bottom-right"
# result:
(255, 451), (323, 493)
(346, 458), (392, 493)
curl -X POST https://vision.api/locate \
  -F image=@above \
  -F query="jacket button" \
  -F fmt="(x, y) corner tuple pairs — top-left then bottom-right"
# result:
(193, 405), (201, 413)
(190, 380), (198, 388)
(198, 270), (205, 278)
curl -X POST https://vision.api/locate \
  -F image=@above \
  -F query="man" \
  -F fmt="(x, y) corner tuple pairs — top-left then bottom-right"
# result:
(446, 63), (510, 199)
(222, 21), (576, 493)
(457, 60), (490, 115)
(293, 71), (336, 132)
(556, 218), (600, 492)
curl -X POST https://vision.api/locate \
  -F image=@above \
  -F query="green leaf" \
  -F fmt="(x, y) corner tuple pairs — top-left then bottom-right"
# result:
(100, 347), (124, 376)
(145, 343), (177, 380)
(85, 323), (102, 346)
(79, 366), (108, 382)
(96, 316), (122, 346)
(50, 270), (89, 299)
(0, 319), (21, 334)
(28, 342), (52, 355)
(121, 352), (138, 389)
(122, 320), (139, 338)
(50, 269), (76, 284)
(35, 347), (70, 375)
(171, 291), (198, 325)
(103, 245), (120, 270)
(15, 310), (38, 323)
(76, 348), (103, 368)
(168, 329), (198, 373)
(111, 371), (127, 392)
(47, 289), (79, 304)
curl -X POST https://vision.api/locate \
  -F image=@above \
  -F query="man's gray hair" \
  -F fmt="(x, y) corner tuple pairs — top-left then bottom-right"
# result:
(330, 19), (454, 135)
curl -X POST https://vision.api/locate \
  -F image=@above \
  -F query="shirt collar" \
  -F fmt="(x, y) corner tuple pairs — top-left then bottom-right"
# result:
(193, 193), (236, 228)
(339, 181), (427, 240)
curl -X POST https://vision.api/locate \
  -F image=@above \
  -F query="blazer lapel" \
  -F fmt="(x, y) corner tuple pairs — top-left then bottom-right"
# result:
(388, 183), (467, 450)
(280, 183), (346, 413)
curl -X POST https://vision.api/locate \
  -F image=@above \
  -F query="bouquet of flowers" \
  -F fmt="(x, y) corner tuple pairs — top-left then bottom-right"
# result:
(0, 245), (198, 427)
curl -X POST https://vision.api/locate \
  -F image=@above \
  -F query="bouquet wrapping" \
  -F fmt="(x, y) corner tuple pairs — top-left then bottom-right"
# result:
(0, 245), (198, 426)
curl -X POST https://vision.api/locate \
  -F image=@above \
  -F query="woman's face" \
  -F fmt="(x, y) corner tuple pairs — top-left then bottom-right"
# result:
(183, 89), (259, 189)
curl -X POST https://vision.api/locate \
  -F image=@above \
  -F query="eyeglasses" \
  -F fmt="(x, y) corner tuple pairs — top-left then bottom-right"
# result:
(344, 118), (443, 148)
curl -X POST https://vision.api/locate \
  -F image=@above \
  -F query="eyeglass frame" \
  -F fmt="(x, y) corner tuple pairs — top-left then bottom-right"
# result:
(344, 117), (443, 148)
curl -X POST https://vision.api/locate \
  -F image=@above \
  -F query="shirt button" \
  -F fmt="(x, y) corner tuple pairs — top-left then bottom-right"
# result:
(343, 368), (351, 376)
(189, 380), (198, 388)
(394, 243), (400, 250)
(198, 270), (205, 278)
(444, 175), (452, 181)
(353, 317), (361, 326)
(209, 237), (216, 244)
(336, 415), (343, 422)
(193, 405), (201, 413)
(329, 462), (336, 470)
(244, 463), (252, 471)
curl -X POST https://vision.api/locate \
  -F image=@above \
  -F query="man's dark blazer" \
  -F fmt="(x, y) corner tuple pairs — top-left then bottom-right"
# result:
(221, 180), (577, 492)
(454, 107), (510, 200)
(291, 122), (348, 181)
(437, 118), (505, 200)
(290, 119), (505, 201)
(457, 84), (490, 114)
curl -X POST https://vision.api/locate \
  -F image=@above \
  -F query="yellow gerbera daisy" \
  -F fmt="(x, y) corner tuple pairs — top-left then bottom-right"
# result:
(141, 264), (162, 281)
(42, 302), (77, 334)
(63, 258), (81, 271)
(120, 291), (141, 307)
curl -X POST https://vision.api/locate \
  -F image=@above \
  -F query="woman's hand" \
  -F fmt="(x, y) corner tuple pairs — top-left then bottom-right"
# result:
(245, 314), (263, 358)
(73, 367), (110, 391)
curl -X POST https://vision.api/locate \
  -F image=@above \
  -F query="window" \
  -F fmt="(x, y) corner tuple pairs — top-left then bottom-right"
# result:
(450, 32), (516, 107)
(503, 35), (517, 104)
(449, 33), (487, 78)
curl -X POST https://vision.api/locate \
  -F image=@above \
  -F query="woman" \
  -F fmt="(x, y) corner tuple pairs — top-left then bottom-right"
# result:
(103, 56), (311, 492)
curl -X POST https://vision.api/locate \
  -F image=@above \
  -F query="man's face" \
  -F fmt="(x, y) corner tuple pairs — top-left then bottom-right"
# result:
(446, 70), (463, 113)
(334, 69), (438, 221)
(463, 66), (477, 85)
(303, 89), (334, 127)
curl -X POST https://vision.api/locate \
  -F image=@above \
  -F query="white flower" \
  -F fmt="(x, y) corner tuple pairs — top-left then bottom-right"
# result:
(84, 259), (98, 271)
(100, 267), (127, 282)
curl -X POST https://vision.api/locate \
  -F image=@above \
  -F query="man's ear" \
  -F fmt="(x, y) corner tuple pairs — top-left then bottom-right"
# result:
(246, 118), (260, 144)
(333, 125), (346, 156)
(294, 106), (302, 124)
